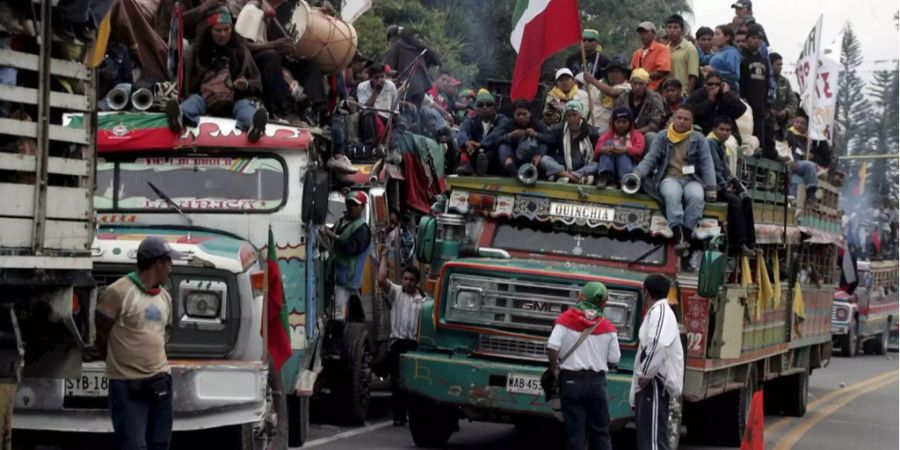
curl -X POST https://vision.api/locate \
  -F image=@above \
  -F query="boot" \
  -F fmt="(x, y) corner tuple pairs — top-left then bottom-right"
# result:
(475, 152), (489, 177)
(595, 171), (612, 190)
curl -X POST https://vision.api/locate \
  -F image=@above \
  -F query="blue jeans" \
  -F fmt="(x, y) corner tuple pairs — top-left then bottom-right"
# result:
(559, 370), (612, 450)
(538, 156), (597, 177)
(498, 143), (548, 168)
(108, 374), (174, 450)
(180, 94), (258, 130)
(597, 154), (634, 181)
(790, 160), (818, 195)
(659, 177), (705, 229)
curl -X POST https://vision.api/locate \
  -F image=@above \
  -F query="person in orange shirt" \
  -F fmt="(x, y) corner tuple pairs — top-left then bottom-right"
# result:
(631, 21), (671, 92)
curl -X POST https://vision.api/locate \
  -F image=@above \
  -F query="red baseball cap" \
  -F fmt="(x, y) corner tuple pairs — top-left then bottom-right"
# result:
(346, 191), (367, 205)
(447, 77), (462, 87)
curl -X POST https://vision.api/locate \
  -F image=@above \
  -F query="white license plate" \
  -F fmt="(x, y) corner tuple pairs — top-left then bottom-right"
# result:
(65, 373), (109, 397)
(505, 373), (542, 395)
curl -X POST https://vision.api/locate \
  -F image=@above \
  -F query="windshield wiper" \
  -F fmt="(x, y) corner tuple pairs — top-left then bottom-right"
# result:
(147, 181), (194, 237)
(628, 243), (663, 267)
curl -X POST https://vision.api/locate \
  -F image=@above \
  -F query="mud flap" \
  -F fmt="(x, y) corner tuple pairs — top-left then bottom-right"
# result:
(0, 305), (23, 449)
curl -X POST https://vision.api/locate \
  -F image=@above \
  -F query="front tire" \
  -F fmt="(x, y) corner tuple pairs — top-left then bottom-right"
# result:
(342, 322), (372, 425)
(872, 320), (890, 355)
(408, 396), (457, 448)
(712, 366), (756, 447)
(839, 320), (858, 357)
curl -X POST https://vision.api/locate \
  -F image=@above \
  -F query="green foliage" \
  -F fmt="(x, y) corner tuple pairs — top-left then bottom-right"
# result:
(354, 12), (389, 60)
(834, 23), (872, 157)
(868, 67), (900, 199)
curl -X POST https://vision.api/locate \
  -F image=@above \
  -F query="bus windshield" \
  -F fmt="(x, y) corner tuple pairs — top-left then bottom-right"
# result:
(96, 155), (286, 212)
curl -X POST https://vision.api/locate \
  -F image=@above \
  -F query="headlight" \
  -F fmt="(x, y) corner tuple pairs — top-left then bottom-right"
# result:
(603, 304), (627, 325)
(454, 288), (483, 311)
(185, 291), (221, 318)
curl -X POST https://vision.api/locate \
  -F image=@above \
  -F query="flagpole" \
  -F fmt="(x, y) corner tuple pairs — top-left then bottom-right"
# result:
(580, 41), (596, 127)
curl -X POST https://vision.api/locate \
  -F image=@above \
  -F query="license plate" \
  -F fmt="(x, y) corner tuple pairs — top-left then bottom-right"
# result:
(505, 373), (542, 395)
(65, 373), (109, 397)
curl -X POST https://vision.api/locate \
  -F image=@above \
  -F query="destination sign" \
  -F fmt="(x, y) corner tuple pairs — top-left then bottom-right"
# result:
(549, 202), (615, 222)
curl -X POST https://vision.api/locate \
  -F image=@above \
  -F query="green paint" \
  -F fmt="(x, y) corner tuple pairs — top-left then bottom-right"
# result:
(99, 227), (247, 262)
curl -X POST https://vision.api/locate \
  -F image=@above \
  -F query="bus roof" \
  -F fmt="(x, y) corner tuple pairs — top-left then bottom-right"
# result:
(84, 112), (311, 153)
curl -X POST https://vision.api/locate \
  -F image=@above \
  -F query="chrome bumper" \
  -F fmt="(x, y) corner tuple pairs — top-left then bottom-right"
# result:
(13, 360), (267, 432)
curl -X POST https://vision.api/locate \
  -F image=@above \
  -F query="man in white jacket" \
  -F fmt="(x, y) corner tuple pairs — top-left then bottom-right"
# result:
(630, 274), (684, 450)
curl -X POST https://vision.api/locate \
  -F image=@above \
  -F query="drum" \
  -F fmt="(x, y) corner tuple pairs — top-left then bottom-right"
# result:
(288, 1), (358, 73)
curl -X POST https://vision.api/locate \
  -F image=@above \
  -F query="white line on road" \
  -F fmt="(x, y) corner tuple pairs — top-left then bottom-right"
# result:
(300, 421), (394, 449)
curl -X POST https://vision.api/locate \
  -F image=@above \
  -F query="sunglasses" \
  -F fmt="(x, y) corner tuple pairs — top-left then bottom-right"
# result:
(582, 39), (596, 43)
(706, 82), (722, 87)
(476, 102), (495, 108)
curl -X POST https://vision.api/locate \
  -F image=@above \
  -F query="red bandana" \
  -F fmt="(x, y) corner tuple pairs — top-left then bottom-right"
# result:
(555, 308), (617, 335)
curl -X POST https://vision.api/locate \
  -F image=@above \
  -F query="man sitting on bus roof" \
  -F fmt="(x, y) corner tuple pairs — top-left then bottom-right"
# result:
(539, 100), (600, 183)
(784, 112), (829, 206)
(356, 63), (399, 149)
(455, 89), (508, 176)
(708, 116), (756, 256)
(633, 105), (717, 250)
(594, 106), (646, 190)
(489, 99), (555, 178)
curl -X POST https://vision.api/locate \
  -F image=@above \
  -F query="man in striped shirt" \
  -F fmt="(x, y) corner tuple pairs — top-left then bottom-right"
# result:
(630, 274), (684, 450)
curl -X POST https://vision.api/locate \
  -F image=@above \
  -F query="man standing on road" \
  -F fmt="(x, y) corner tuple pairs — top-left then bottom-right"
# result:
(631, 274), (684, 450)
(547, 282), (620, 450)
(95, 236), (177, 450)
(377, 244), (426, 427)
(323, 191), (372, 321)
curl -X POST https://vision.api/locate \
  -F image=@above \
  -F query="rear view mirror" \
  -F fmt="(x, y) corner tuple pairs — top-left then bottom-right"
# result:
(698, 236), (726, 298)
(302, 169), (331, 225)
(417, 216), (436, 264)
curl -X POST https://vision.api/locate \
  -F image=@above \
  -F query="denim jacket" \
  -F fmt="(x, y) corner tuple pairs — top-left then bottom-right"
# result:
(635, 131), (717, 190)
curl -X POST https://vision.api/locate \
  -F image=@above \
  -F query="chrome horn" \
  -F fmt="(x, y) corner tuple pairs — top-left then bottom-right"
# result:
(516, 163), (538, 186)
(621, 173), (641, 195)
(106, 83), (132, 111)
(131, 87), (154, 111)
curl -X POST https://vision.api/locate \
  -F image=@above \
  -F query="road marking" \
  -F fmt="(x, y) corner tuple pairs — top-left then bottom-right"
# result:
(301, 420), (393, 448)
(772, 371), (899, 450)
(765, 369), (898, 436)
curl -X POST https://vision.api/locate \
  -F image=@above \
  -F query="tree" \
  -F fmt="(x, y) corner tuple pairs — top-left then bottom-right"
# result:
(868, 67), (900, 200)
(833, 23), (873, 159)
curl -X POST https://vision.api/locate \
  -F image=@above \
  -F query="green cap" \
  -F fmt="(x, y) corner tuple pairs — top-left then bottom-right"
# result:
(582, 29), (600, 41)
(459, 88), (475, 99)
(564, 99), (584, 116)
(475, 88), (495, 104)
(582, 282), (607, 305)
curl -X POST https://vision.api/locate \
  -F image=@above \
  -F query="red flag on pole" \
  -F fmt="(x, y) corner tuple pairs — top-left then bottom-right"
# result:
(509, 0), (582, 100)
(265, 227), (292, 371)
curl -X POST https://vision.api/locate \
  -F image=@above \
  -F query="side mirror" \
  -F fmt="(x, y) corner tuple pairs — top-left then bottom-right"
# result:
(416, 216), (436, 264)
(302, 169), (331, 225)
(698, 236), (726, 298)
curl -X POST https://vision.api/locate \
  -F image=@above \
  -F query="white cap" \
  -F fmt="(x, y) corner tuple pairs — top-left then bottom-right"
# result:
(555, 68), (574, 81)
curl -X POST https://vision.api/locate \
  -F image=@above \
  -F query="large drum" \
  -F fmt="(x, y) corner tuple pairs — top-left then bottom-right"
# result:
(288, 1), (358, 73)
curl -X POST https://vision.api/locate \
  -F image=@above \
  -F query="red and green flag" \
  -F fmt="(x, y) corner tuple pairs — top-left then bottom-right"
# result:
(509, 0), (581, 100)
(266, 227), (292, 371)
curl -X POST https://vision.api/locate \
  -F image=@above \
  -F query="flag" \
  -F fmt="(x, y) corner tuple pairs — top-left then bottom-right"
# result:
(840, 246), (859, 294)
(854, 163), (868, 196)
(741, 390), (765, 450)
(509, 0), (581, 100)
(85, 12), (112, 68)
(756, 257), (773, 320)
(773, 257), (782, 308)
(792, 281), (806, 321)
(741, 256), (753, 288)
(266, 227), (293, 371)
(796, 15), (823, 124)
(341, 0), (372, 23)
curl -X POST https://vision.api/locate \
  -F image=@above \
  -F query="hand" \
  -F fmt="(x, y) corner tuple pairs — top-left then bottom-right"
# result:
(532, 154), (542, 166)
(526, 128), (538, 138)
(707, 84), (721, 101)
(705, 190), (717, 201)
(272, 37), (294, 54)
(638, 376), (652, 389)
(776, 109), (787, 119)
(378, 243), (389, 257)
(465, 141), (480, 153)
(373, 83), (384, 93)
(261, 0), (276, 17)
(616, 147), (629, 155)
(509, 129), (526, 140)
(721, 82), (730, 93)
(234, 77), (249, 91)
(551, 366), (560, 380)
(584, 72), (598, 85)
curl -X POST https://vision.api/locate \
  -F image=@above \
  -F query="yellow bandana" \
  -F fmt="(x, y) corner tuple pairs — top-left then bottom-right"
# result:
(667, 123), (692, 144)
(549, 86), (581, 101)
(788, 126), (806, 137)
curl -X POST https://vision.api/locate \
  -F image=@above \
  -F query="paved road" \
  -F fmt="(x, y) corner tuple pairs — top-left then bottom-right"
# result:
(300, 354), (898, 450)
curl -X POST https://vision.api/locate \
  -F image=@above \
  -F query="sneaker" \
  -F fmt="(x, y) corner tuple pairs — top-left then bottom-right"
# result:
(475, 153), (489, 177)
(165, 100), (182, 133)
(595, 172), (611, 190)
(247, 108), (268, 142)
(583, 175), (594, 185)
(503, 162), (517, 177)
(326, 154), (359, 174)
(556, 177), (570, 184)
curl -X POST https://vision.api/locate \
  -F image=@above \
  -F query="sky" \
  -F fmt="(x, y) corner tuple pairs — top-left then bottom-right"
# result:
(688, 0), (899, 81)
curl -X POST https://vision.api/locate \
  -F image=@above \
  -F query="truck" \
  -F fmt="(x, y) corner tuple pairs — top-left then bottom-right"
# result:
(11, 111), (345, 449)
(0, 4), (98, 448)
(401, 156), (840, 447)
(831, 259), (898, 356)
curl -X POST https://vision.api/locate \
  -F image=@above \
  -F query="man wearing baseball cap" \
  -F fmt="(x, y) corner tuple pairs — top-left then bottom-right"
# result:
(543, 68), (590, 126)
(95, 236), (179, 450)
(323, 191), (372, 321)
(631, 21), (671, 92)
(567, 28), (610, 81)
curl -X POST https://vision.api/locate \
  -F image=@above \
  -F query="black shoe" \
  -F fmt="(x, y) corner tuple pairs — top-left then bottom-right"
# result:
(475, 153), (489, 177)
(456, 161), (474, 176)
(504, 162), (517, 177)
(595, 172), (611, 189)
(248, 108), (268, 143)
(165, 100), (182, 133)
(739, 244), (756, 257)
(674, 227), (690, 252)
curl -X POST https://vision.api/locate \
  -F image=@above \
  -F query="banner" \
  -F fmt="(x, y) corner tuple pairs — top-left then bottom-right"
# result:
(341, 0), (372, 24)
(795, 16), (838, 143)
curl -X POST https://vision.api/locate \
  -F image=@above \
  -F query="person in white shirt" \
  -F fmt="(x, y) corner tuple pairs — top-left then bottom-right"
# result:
(547, 282), (620, 450)
(357, 64), (399, 148)
(377, 244), (425, 427)
(630, 274), (684, 450)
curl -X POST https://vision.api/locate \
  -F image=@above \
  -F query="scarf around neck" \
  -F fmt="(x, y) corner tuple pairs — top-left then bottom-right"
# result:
(549, 86), (580, 102)
(788, 126), (807, 137)
(667, 123), (692, 144)
(563, 120), (594, 171)
(555, 307), (617, 334)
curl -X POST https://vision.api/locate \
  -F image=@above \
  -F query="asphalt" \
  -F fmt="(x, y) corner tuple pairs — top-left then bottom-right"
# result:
(300, 353), (899, 450)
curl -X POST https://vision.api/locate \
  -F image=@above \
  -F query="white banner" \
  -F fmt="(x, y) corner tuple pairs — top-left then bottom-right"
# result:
(341, 0), (372, 24)
(795, 15), (836, 142)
